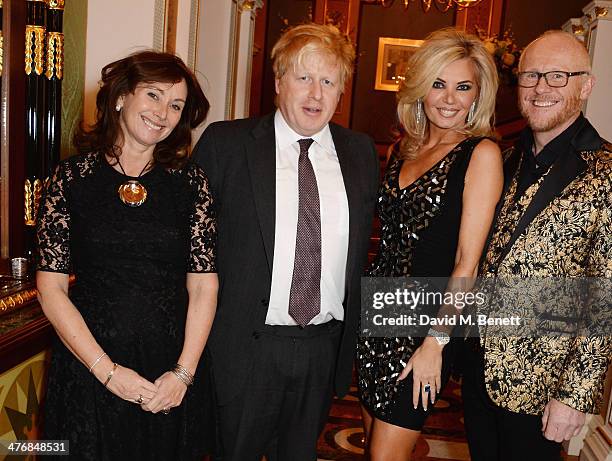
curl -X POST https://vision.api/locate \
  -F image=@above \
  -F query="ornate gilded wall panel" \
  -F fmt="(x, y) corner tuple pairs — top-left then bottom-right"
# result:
(60, 0), (87, 159)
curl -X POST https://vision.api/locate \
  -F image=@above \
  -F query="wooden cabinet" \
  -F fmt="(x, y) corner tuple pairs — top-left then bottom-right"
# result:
(0, 281), (53, 443)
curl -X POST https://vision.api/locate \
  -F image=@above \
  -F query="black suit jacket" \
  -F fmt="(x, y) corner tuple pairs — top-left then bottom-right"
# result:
(192, 114), (379, 404)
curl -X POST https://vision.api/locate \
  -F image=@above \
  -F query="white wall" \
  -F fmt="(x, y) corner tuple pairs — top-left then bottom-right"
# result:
(82, 0), (257, 141)
(83, 0), (157, 126)
(175, 0), (194, 64)
(195, 0), (233, 136)
(585, 18), (612, 141)
(233, 11), (255, 121)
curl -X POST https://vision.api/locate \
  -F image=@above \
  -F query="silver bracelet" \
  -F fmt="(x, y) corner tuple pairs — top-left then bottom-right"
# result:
(427, 328), (450, 346)
(88, 352), (107, 373)
(171, 363), (194, 387)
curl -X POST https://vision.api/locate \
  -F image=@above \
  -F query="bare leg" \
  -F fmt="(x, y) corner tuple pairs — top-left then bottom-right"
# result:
(361, 404), (374, 440)
(367, 417), (420, 461)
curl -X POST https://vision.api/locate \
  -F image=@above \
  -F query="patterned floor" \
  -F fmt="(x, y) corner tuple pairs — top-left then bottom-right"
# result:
(317, 378), (469, 461)
(316, 379), (578, 461)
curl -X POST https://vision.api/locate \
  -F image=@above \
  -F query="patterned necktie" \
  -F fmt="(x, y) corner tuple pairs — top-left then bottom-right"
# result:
(288, 138), (321, 327)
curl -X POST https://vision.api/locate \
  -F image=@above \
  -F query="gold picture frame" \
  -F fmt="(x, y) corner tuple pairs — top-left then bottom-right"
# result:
(374, 37), (424, 92)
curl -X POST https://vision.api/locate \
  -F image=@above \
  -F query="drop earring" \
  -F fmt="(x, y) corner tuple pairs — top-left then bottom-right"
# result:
(415, 98), (425, 136)
(467, 101), (477, 126)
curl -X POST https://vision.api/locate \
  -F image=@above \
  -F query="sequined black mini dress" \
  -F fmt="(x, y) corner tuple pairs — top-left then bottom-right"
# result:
(357, 137), (483, 429)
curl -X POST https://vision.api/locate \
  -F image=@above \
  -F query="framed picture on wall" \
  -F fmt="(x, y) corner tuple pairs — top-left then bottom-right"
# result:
(374, 37), (424, 92)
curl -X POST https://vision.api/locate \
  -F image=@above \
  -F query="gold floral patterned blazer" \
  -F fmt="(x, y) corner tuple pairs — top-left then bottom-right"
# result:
(479, 118), (612, 415)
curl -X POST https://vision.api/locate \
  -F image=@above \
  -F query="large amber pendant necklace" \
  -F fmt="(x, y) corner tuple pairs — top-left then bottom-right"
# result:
(116, 159), (151, 207)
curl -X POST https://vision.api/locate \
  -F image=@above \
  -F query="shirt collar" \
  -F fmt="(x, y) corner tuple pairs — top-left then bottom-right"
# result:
(517, 113), (586, 169)
(274, 109), (335, 155)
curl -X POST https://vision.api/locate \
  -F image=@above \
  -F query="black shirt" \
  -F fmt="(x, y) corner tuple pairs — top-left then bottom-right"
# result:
(515, 114), (586, 199)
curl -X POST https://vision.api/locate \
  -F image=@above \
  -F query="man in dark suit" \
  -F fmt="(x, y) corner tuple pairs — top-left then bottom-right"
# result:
(463, 30), (611, 461)
(192, 23), (379, 461)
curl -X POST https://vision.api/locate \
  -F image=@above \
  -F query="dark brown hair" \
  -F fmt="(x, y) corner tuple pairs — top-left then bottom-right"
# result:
(74, 50), (209, 169)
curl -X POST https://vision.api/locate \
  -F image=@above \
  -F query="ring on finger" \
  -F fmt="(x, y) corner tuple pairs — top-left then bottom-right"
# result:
(161, 408), (170, 415)
(136, 394), (143, 404)
(423, 384), (431, 394)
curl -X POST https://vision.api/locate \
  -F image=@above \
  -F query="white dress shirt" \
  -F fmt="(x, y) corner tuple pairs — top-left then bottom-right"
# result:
(265, 110), (349, 325)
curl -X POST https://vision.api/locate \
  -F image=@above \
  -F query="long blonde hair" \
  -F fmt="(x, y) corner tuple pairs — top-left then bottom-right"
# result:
(396, 28), (498, 159)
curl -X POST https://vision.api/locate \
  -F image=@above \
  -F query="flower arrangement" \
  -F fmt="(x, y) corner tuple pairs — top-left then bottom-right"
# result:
(475, 27), (522, 86)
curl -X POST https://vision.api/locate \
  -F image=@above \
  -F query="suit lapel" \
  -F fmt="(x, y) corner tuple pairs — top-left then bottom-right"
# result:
(494, 119), (600, 266)
(246, 115), (276, 273)
(502, 147), (522, 195)
(246, 119), (363, 285)
(331, 124), (359, 288)
(481, 147), (522, 266)
(501, 152), (585, 260)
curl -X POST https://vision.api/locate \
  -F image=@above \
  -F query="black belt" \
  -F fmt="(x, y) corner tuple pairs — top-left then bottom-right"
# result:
(258, 319), (342, 338)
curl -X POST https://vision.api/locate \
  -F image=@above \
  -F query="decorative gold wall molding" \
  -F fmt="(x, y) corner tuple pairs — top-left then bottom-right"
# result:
(582, 2), (611, 26)
(0, 288), (38, 314)
(46, 0), (65, 9)
(563, 17), (587, 41)
(237, 0), (264, 14)
(226, 0), (265, 119)
(60, 0), (87, 159)
(165, 0), (178, 53)
(25, 25), (45, 76)
(0, 276), (75, 316)
(0, 0), (3, 75)
(153, 0), (168, 52)
(24, 179), (42, 226)
(0, 32), (3, 77)
(187, 0), (200, 69)
(45, 32), (64, 80)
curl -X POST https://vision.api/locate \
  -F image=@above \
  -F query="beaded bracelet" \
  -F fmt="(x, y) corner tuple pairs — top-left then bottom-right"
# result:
(88, 352), (107, 373)
(104, 363), (118, 388)
(171, 363), (194, 387)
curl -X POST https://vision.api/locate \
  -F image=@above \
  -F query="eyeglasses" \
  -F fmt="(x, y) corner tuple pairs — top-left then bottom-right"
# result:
(517, 71), (589, 88)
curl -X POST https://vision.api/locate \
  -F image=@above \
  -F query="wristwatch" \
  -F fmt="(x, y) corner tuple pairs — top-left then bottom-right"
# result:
(427, 328), (450, 346)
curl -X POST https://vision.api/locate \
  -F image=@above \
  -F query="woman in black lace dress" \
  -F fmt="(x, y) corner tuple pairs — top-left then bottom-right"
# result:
(36, 51), (217, 460)
(357, 29), (503, 459)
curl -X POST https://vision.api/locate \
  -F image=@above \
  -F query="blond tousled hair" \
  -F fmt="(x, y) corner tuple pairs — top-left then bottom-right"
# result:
(397, 28), (499, 159)
(271, 23), (356, 90)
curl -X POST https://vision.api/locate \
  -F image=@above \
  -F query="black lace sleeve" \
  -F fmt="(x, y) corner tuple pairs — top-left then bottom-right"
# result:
(36, 161), (72, 273)
(186, 162), (217, 273)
